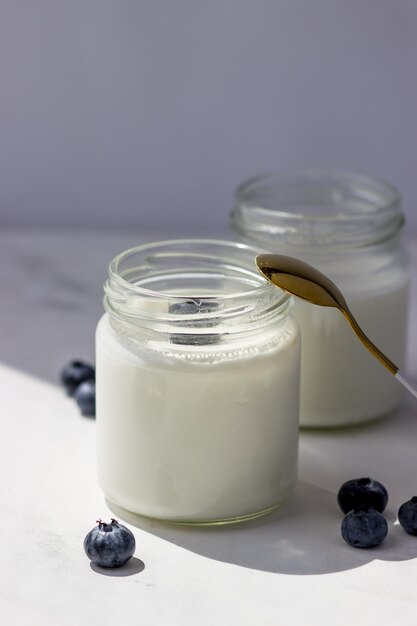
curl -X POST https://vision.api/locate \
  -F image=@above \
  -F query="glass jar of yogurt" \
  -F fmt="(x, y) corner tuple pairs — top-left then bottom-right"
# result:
(231, 171), (409, 428)
(96, 240), (301, 524)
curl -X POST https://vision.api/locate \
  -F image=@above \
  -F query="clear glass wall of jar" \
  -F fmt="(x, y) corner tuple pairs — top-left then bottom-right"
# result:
(96, 240), (301, 524)
(232, 171), (409, 428)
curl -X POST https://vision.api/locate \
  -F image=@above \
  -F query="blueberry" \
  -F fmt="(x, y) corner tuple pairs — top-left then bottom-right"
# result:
(341, 508), (388, 548)
(398, 497), (417, 535)
(60, 360), (95, 396)
(84, 518), (136, 568)
(169, 299), (219, 346)
(169, 300), (217, 316)
(337, 477), (388, 514)
(74, 379), (95, 417)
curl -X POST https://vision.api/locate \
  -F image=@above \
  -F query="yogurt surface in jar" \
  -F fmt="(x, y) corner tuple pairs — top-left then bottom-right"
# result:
(96, 240), (301, 524)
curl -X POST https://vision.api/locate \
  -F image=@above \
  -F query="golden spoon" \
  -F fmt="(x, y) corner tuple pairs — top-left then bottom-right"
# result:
(255, 253), (417, 399)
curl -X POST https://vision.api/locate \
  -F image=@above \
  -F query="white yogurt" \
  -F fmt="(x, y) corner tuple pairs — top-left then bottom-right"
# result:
(96, 315), (300, 522)
(96, 240), (301, 524)
(295, 278), (409, 427)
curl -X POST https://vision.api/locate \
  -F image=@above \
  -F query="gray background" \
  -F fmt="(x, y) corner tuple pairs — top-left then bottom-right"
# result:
(1, 0), (416, 234)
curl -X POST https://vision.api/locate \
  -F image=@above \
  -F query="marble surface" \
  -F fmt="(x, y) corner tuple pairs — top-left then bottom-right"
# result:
(2, 228), (417, 625)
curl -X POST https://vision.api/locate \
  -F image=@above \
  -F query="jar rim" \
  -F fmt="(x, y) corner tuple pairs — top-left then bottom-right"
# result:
(107, 238), (287, 302)
(103, 239), (292, 349)
(235, 170), (401, 221)
(233, 170), (404, 249)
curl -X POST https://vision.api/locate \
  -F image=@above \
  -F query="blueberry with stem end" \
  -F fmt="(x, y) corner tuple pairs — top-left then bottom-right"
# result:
(84, 518), (136, 568)
(74, 379), (95, 417)
(337, 477), (388, 514)
(398, 497), (417, 535)
(341, 507), (388, 548)
(60, 360), (95, 396)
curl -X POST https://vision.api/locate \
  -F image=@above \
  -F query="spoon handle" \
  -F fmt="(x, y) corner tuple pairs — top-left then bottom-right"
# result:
(395, 371), (417, 400)
(342, 308), (417, 398)
(341, 308), (398, 375)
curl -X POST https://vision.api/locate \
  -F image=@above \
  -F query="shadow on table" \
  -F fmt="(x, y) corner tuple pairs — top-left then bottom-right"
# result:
(107, 480), (417, 576)
(90, 557), (145, 577)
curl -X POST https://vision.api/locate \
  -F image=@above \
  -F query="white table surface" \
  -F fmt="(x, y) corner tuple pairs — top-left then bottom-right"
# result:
(2, 228), (417, 626)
